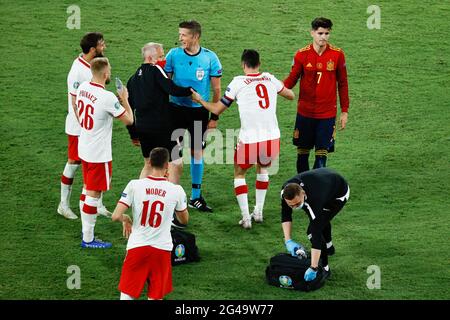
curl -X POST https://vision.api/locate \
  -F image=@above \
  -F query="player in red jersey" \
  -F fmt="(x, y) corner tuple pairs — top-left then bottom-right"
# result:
(283, 17), (350, 173)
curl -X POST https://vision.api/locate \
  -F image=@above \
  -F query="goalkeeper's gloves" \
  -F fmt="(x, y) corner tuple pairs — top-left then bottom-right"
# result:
(304, 267), (318, 281)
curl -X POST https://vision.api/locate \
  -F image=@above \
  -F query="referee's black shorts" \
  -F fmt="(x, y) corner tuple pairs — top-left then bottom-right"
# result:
(137, 130), (181, 162)
(169, 103), (209, 152)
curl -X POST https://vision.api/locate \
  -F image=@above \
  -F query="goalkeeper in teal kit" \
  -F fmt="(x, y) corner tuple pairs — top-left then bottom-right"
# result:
(165, 20), (222, 213)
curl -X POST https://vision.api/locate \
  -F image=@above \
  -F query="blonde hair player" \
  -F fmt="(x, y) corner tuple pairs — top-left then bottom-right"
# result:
(77, 57), (134, 248)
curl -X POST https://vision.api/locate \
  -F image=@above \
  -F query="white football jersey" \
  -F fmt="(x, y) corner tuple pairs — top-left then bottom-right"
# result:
(118, 176), (188, 251)
(223, 72), (284, 143)
(66, 56), (92, 136)
(77, 81), (125, 163)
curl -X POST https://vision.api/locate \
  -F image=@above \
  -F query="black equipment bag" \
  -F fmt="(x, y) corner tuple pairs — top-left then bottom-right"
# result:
(265, 253), (326, 291)
(171, 228), (200, 266)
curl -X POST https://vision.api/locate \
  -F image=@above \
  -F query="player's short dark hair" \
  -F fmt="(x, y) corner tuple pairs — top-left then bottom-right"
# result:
(241, 49), (260, 69)
(179, 20), (202, 37)
(282, 183), (302, 200)
(150, 147), (170, 169)
(311, 17), (333, 30)
(80, 32), (104, 54)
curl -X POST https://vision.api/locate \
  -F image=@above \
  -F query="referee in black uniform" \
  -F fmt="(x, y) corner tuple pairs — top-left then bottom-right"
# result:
(280, 168), (350, 281)
(126, 42), (192, 179)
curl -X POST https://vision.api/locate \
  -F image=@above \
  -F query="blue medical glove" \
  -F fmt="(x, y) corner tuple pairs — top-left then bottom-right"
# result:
(304, 267), (318, 281)
(285, 239), (301, 257)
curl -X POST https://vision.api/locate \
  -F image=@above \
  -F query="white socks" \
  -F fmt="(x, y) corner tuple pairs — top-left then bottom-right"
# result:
(60, 183), (73, 207)
(81, 196), (98, 243)
(255, 173), (269, 214)
(234, 178), (250, 219)
(79, 188), (87, 213)
(98, 192), (105, 209)
(60, 163), (80, 206)
(235, 174), (270, 220)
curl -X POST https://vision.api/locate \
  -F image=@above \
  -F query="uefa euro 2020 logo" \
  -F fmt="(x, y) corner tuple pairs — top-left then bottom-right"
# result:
(279, 275), (292, 288)
(175, 244), (185, 258)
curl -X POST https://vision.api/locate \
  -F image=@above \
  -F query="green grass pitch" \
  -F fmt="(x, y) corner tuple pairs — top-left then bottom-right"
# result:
(0, 0), (449, 300)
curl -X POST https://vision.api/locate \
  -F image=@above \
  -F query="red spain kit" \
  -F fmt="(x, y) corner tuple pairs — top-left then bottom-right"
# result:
(284, 43), (349, 119)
